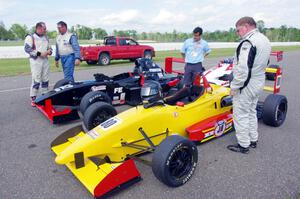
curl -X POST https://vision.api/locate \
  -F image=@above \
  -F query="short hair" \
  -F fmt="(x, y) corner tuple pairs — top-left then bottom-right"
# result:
(193, 27), (203, 35)
(235, 17), (257, 27)
(36, 22), (45, 29)
(57, 21), (67, 28)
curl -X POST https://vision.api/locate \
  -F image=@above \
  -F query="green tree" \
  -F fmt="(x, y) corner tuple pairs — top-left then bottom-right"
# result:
(257, 20), (266, 34)
(93, 28), (107, 39)
(9, 23), (28, 39)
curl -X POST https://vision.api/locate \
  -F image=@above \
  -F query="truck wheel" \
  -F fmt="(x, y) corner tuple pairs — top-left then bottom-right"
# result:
(144, 50), (152, 59)
(262, 94), (288, 127)
(86, 60), (98, 65)
(53, 79), (70, 89)
(266, 65), (279, 81)
(83, 102), (117, 130)
(152, 135), (198, 187)
(99, 53), (110, 65)
(80, 91), (112, 115)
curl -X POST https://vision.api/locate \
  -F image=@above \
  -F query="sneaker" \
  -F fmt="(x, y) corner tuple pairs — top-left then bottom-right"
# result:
(250, 141), (257, 148)
(227, 144), (249, 154)
(31, 96), (36, 107)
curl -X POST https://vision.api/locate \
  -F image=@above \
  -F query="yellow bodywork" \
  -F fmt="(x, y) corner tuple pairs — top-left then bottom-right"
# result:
(51, 83), (231, 195)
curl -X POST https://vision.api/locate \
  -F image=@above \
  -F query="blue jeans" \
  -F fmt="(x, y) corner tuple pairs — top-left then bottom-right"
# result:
(61, 54), (75, 82)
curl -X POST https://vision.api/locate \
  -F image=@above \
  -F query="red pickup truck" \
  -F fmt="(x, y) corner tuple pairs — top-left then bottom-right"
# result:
(80, 36), (155, 65)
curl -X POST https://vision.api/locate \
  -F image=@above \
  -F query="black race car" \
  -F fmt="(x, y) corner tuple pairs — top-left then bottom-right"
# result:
(34, 58), (181, 124)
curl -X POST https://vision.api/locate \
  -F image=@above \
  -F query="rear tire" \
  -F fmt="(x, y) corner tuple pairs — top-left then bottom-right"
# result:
(152, 135), (198, 187)
(80, 91), (112, 115)
(83, 102), (117, 130)
(262, 94), (288, 127)
(98, 53), (110, 66)
(266, 65), (279, 81)
(53, 79), (70, 89)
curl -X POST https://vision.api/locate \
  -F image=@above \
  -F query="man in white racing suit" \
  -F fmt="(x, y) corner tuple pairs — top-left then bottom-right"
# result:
(24, 22), (52, 106)
(227, 17), (271, 154)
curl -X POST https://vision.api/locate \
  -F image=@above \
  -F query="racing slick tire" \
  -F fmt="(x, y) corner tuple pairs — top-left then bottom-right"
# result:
(152, 135), (198, 187)
(98, 53), (110, 66)
(80, 91), (112, 115)
(262, 94), (288, 127)
(53, 79), (70, 89)
(144, 50), (153, 59)
(86, 60), (98, 65)
(265, 65), (279, 81)
(83, 101), (117, 130)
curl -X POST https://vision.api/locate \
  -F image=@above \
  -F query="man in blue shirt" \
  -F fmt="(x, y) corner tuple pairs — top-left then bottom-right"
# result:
(55, 21), (81, 82)
(181, 27), (211, 87)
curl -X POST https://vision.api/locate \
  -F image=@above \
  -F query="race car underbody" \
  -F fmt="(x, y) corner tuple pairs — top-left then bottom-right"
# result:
(51, 63), (287, 198)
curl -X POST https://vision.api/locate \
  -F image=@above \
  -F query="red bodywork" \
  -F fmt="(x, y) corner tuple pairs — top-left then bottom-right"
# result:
(81, 36), (155, 63)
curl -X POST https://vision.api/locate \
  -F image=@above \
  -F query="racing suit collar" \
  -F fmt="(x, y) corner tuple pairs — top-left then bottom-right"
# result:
(34, 32), (43, 37)
(242, 28), (258, 40)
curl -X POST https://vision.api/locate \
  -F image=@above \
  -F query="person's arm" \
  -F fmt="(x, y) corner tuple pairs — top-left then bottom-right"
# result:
(230, 42), (252, 92)
(24, 35), (40, 58)
(70, 35), (81, 60)
(180, 40), (187, 59)
(203, 41), (211, 57)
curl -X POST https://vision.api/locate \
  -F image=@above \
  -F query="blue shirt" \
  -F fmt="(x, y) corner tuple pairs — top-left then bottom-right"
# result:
(181, 38), (211, 64)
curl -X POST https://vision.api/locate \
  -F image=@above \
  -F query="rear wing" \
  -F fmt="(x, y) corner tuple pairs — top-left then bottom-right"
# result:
(270, 51), (283, 62)
(264, 67), (282, 94)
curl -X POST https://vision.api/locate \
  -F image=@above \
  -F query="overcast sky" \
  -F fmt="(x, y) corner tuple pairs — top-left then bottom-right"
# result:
(0, 0), (299, 33)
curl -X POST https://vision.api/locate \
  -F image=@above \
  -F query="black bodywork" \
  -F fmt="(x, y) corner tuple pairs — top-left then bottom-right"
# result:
(34, 59), (181, 123)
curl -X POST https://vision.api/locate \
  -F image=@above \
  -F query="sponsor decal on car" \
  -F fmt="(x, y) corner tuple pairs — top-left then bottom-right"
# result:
(91, 85), (106, 91)
(100, 117), (122, 131)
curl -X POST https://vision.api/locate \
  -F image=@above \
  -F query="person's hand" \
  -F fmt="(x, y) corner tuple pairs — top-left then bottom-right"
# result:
(40, 52), (48, 58)
(47, 49), (52, 55)
(55, 61), (59, 68)
(230, 89), (237, 96)
(75, 59), (81, 66)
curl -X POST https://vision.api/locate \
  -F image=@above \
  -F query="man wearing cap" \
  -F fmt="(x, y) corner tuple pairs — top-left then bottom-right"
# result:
(227, 16), (271, 154)
(181, 27), (211, 88)
(24, 22), (52, 106)
(55, 21), (81, 82)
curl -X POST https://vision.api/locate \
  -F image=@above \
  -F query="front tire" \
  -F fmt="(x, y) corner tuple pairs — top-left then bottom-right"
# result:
(152, 135), (198, 187)
(80, 91), (112, 115)
(262, 94), (288, 127)
(83, 102), (117, 130)
(53, 79), (70, 89)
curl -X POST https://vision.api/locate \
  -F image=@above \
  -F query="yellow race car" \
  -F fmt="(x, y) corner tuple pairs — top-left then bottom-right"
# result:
(51, 67), (287, 198)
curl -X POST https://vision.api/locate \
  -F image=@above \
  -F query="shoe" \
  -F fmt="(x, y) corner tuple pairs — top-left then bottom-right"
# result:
(227, 144), (249, 154)
(31, 96), (36, 107)
(250, 141), (257, 148)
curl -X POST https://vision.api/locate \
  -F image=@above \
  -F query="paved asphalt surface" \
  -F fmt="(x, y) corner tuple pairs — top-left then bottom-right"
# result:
(0, 52), (299, 199)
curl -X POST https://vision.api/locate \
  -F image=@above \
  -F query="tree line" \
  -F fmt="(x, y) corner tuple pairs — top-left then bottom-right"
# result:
(0, 20), (300, 42)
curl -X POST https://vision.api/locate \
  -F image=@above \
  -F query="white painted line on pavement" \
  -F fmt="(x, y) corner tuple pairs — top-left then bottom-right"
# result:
(0, 84), (54, 94)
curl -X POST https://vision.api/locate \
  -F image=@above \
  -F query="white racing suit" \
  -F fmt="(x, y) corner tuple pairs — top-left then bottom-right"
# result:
(230, 29), (271, 148)
(24, 33), (52, 97)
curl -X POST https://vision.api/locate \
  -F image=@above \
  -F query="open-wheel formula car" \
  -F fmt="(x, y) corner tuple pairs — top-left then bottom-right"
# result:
(34, 58), (181, 124)
(51, 61), (287, 198)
